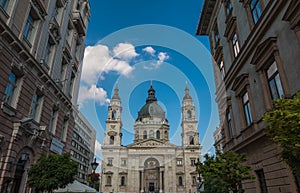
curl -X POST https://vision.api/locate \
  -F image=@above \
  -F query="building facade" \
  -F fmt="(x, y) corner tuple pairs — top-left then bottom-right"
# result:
(101, 83), (201, 193)
(71, 109), (96, 183)
(197, 0), (300, 192)
(0, 0), (90, 192)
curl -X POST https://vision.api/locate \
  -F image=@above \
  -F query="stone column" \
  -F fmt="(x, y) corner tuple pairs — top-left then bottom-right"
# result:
(140, 170), (144, 193)
(159, 171), (163, 193)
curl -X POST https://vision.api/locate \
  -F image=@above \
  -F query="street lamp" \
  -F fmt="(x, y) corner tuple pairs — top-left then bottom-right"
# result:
(91, 158), (99, 172)
(194, 158), (204, 193)
(90, 158), (99, 189)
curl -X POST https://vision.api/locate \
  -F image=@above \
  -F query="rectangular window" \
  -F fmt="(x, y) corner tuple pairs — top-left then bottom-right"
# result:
(214, 24), (220, 46)
(23, 13), (34, 40)
(4, 72), (17, 105)
(30, 92), (43, 121)
(190, 158), (196, 166)
(121, 176), (125, 186)
(232, 33), (240, 57)
(0, 0), (10, 11)
(121, 159), (127, 166)
(66, 27), (73, 45)
(192, 176), (197, 185)
(177, 159), (183, 166)
(107, 176), (112, 185)
(178, 176), (183, 186)
(44, 41), (54, 66)
(61, 119), (68, 142)
(242, 92), (253, 126)
(225, 0), (233, 16)
(267, 61), (284, 100)
(49, 109), (58, 134)
(68, 72), (75, 96)
(108, 159), (113, 166)
(250, 0), (262, 24)
(256, 169), (268, 193)
(219, 61), (225, 80)
(227, 110), (233, 138)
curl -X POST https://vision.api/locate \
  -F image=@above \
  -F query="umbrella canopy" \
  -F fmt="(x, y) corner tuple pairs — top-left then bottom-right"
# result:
(54, 180), (97, 193)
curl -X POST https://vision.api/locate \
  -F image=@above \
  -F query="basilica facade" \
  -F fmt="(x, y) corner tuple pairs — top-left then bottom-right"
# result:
(100, 83), (201, 193)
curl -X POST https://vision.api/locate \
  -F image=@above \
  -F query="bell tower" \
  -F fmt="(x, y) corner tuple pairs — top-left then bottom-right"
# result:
(181, 83), (200, 147)
(104, 84), (122, 146)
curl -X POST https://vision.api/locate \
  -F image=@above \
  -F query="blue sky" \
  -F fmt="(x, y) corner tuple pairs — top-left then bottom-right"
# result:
(78, 0), (219, 162)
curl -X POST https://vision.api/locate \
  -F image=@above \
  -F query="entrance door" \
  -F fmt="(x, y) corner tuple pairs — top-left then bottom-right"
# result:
(149, 182), (154, 192)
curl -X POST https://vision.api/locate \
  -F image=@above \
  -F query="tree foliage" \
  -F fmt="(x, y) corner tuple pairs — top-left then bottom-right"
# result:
(263, 92), (300, 174)
(28, 153), (78, 193)
(87, 172), (100, 190)
(197, 151), (253, 193)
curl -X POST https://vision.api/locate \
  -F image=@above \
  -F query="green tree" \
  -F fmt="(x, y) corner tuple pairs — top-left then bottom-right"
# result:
(87, 172), (100, 189)
(28, 152), (78, 193)
(263, 92), (300, 175)
(197, 151), (253, 193)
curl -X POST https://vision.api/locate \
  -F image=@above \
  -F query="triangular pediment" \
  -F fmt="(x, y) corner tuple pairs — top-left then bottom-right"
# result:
(127, 138), (176, 148)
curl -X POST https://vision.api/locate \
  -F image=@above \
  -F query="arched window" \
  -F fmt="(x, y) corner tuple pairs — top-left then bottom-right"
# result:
(107, 176), (111, 185)
(112, 110), (116, 120)
(150, 130), (154, 138)
(143, 131), (147, 139)
(110, 136), (114, 145)
(121, 176), (125, 186)
(156, 130), (160, 139)
(165, 131), (168, 139)
(178, 176), (183, 186)
(187, 110), (192, 119)
(189, 136), (194, 145)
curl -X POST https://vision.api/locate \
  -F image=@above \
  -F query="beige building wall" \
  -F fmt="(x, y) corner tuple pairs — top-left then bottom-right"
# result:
(197, 0), (300, 192)
(101, 84), (201, 193)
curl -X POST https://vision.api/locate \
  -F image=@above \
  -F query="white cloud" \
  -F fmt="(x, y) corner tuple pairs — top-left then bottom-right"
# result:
(78, 84), (110, 107)
(143, 51), (170, 70)
(143, 46), (156, 56)
(113, 43), (139, 60)
(157, 52), (169, 66)
(81, 44), (135, 85)
(94, 140), (102, 157)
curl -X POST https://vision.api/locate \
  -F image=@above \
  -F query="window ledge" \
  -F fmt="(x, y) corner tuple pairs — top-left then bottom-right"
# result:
(1, 101), (16, 116)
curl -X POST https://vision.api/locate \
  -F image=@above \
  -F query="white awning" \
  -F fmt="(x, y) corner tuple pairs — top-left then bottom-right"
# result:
(54, 180), (97, 193)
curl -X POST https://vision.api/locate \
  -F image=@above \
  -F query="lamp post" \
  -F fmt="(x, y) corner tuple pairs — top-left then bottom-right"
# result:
(91, 158), (99, 189)
(194, 158), (204, 193)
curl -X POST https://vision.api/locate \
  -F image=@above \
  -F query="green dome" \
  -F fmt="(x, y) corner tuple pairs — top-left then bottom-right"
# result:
(138, 101), (165, 119)
(137, 83), (165, 120)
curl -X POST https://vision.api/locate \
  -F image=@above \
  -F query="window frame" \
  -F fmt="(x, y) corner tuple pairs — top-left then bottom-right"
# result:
(226, 108), (234, 139)
(49, 108), (58, 134)
(224, 0), (233, 17)
(106, 175), (112, 185)
(61, 119), (68, 142)
(251, 37), (289, 110)
(120, 176), (126, 186)
(176, 159), (183, 166)
(178, 176), (183, 186)
(242, 92), (253, 126)
(249, 0), (263, 24)
(143, 130), (147, 139)
(256, 169), (268, 193)
(107, 158), (113, 166)
(266, 61), (284, 100)
(232, 33), (240, 57)
(30, 91), (44, 122)
(232, 74), (256, 129)
(156, 130), (160, 139)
